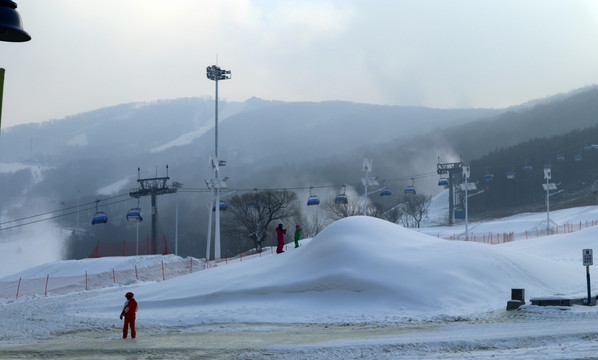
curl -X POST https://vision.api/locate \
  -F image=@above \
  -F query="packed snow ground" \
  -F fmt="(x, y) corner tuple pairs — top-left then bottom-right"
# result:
(2, 195), (598, 358)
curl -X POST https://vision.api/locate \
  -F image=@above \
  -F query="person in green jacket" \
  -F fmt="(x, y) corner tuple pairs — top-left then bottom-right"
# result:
(294, 225), (302, 248)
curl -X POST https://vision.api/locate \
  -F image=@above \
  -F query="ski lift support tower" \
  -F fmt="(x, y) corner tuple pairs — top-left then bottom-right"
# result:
(129, 166), (178, 254)
(437, 161), (463, 225)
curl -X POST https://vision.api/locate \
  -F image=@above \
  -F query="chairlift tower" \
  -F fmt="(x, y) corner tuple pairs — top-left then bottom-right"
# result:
(437, 161), (463, 225)
(129, 166), (177, 254)
(361, 158), (379, 216)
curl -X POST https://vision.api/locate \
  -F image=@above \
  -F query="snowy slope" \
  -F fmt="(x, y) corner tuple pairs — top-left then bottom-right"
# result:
(2, 208), (598, 359)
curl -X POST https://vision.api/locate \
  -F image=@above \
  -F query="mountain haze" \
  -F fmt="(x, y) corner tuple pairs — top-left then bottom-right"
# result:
(0, 87), (596, 259)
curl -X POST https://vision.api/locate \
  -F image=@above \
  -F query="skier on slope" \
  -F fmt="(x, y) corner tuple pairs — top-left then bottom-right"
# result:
(294, 224), (302, 248)
(120, 292), (137, 339)
(276, 223), (286, 254)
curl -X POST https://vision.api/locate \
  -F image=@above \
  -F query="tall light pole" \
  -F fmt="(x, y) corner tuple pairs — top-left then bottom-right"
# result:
(542, 165), (557, 236)
(362, 159), (371, 216)
(206, 65), (231, 260)
(172, 181), (183, 256)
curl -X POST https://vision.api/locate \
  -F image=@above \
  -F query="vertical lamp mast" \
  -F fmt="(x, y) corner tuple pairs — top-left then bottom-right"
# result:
(206, 65), (231, 260)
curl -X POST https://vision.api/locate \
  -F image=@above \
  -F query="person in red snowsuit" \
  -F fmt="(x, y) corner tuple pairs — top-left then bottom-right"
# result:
(120, 292), (137, 339)
(276, 223), (286, 254)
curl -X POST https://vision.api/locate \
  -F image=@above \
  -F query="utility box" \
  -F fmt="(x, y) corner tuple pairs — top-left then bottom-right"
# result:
(506, 288), (525, 310)
(511, 288), (525, 302)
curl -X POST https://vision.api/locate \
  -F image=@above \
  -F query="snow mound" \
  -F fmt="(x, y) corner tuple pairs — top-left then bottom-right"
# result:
(82, 216), (586, 323)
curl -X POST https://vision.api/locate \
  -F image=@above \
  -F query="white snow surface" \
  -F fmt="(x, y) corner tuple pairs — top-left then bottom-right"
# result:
(3, 205), (598, 358)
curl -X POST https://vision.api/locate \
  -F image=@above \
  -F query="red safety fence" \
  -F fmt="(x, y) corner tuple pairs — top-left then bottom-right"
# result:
(89, 237), (169, 258)
(438, 219), (598, 245)
(0, 257), (205, 299)
(0, 243), (299, 300)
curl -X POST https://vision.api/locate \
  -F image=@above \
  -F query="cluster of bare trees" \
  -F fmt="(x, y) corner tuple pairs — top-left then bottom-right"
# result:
(221, 190), (432, 256)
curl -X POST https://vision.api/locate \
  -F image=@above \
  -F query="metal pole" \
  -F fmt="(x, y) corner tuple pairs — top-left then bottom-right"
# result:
(363, 169), (368, 216)
(587, 265), (592, 305)
(465, 177), (469, 241)
(206, 186), (214, 260)
(136, 220), (139, 256)
(0, 68), (4, 129)
(175, 189), (179, 256)
(151, 194), (157, 254)
(546, 177), (550, 236)
(214, 78), (221, 260)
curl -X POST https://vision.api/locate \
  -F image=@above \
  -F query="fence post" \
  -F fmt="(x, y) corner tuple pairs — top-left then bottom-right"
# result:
(161, 260), (165, 281)
(16, 277), (21, 299)
(85, 271), (88, 290)
(135, 265), (138, 280)
(113, 268), (116, 283)
(45, 274), (49, 296)
(190, 258), (193, 274)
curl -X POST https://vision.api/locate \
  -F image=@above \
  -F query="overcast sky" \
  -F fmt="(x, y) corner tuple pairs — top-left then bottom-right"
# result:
(1, 0), (598, 127)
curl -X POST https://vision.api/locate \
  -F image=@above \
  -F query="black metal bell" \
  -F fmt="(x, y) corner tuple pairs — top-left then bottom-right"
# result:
(0, 0), (30, 42)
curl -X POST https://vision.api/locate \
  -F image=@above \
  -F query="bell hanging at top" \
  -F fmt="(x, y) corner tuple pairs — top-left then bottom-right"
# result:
(0, 0), (30, 42)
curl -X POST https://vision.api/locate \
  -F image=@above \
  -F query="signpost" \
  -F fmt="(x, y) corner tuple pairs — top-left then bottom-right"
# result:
(583, 249), (593, 305)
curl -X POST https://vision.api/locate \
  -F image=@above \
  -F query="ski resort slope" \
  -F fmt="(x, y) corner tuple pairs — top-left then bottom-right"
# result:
(81, 216), (587, 324)
(3, 207), (598, 358)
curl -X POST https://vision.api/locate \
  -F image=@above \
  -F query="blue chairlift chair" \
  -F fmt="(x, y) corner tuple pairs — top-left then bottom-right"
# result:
(126, 208), (142, 222)
(92, 211), (108, 225)
(212, 201), (227, 211)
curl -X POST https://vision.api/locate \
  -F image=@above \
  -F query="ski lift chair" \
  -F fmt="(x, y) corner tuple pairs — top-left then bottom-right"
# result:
(307, 187), (320, 206)
(92, 212), (108, 225)
(212, 201), (227, 211)
(91, 199), (108, 225)
(126, 208), (143, 222)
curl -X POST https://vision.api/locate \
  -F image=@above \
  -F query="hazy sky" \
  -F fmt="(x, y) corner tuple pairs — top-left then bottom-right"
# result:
(1, 0), (598, 127)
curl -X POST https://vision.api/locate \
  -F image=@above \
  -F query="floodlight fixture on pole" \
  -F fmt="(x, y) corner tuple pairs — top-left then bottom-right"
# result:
(0, 1), (31, 42)
(206, 64), (231, 261)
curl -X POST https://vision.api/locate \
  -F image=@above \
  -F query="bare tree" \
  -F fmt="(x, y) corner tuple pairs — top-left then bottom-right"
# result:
(402, 193), (432, 228)
(322, 197), (364, 221)
(223, 190), (299, 251)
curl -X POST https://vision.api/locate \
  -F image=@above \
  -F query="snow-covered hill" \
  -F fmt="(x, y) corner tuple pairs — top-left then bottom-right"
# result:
(2, 207), (598, 358)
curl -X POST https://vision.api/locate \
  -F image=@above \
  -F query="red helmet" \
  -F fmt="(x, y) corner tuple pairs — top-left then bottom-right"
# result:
(125, 292), (134, 298)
